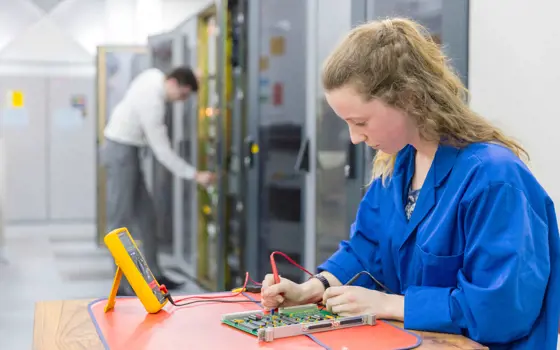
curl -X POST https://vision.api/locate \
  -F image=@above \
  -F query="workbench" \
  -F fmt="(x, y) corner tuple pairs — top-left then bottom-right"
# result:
(33, 299), (488, 349)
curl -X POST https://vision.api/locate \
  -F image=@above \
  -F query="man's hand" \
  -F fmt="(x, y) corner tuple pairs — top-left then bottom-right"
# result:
(323, 286), (403, 320)
(195, 171), (216, 187)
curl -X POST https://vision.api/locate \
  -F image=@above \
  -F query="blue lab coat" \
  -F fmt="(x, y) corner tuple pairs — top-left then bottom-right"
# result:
(318, 143), (560, 349)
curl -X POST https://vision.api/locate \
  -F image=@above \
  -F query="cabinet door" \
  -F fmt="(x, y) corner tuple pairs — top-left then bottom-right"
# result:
(172, 32), (198, 270)
(313, 0), (361, 267)
(148, 36), (175, 249)
(251, 0), (308, 283)
(0, 77), (48, 222)
(48, 77), (95, 221)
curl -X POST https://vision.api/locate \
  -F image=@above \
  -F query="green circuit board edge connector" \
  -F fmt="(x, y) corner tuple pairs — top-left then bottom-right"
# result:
(221, 303), (376, 342)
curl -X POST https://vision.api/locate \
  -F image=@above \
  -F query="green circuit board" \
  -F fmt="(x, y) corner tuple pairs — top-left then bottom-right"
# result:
(222, 304), (376, 342)
(222, 307), (337, 336)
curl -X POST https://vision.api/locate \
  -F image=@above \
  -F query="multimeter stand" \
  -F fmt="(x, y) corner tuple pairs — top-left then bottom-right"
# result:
(104, 266), (124, 312)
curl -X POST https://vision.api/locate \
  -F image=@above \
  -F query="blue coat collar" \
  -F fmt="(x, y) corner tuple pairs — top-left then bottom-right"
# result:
(393, 143), (461, 189)
(390, 144), (461, 251)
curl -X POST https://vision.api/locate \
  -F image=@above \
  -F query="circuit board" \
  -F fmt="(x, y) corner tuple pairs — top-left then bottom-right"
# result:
(221, 304), (376, 342)
(223, 307), (336, 335)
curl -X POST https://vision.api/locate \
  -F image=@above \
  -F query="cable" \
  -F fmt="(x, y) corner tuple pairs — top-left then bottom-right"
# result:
(241, 291), (262, 307)
(269, 251), (315, 314)
(269, 251), (315, 280)
(167, 291), (331, 350)
(305, 334), (332, 350)
(160, 270), (256, 307)
(270, 252), (391, 296)
(160, 272), (261, 306)
(345, 270), (395, 294)
(248, 275), (262, 286)
(158, 251), (317, 310)
(167, 297), (261, 307)
(158, 251), (333, 350)
(245, 283), (330, 350)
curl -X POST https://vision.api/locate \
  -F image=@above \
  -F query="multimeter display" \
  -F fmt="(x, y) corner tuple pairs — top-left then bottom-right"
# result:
(118, 231), (166, 304)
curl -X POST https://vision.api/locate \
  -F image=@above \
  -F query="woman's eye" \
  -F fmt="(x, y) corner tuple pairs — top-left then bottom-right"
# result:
(354, 121), (366, 126)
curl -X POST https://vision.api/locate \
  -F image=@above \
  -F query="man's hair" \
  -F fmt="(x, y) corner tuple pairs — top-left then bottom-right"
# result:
(166, 66), (199, 92)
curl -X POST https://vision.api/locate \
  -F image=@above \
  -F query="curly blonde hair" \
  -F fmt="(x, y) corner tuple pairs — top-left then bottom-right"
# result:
(321, 18), (528, 184)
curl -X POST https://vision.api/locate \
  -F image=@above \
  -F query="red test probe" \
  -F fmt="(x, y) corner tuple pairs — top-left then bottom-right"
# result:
(269, 251), (315, 314)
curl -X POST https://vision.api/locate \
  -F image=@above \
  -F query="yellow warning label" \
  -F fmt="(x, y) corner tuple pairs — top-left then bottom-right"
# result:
(251, 144), (260, 154)
(270, 36), (285, 56)
(259, 56), (269, 71)
(9, 90), (24, 108)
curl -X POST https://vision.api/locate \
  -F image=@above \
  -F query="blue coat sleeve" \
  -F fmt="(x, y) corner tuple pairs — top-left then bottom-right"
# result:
(317, 196), (382, 289)
(404, 183), (550, 343)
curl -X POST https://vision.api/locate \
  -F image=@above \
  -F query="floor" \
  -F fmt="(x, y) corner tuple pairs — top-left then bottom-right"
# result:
(0, 223), (205, 350)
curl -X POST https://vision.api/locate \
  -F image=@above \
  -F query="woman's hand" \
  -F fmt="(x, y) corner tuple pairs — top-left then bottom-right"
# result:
(260, 274), (305, 310)
(323, 286), (404, 320)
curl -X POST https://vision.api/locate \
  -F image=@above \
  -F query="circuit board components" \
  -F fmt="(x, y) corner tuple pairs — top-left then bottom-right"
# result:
(221, 304), (376, 342)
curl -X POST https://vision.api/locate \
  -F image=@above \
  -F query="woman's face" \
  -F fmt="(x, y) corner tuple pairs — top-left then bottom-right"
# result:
(325, 85), (414, 154)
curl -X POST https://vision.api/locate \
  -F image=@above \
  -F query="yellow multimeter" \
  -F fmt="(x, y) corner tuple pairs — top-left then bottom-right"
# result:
(103, 227), (168, 314)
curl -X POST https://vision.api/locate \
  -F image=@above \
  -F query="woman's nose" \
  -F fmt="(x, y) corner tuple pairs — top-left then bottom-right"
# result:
(349, 131), (366, 145)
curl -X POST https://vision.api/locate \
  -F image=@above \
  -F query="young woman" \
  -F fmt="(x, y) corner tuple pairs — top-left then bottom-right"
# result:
(261, 18), (560, 349)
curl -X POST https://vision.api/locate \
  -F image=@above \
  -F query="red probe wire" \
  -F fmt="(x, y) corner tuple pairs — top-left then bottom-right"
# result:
(269, 251), (314, 281)
(160, 251), (312, 308)
(269, 251), (315, 313)
(166, 271), (251, 304)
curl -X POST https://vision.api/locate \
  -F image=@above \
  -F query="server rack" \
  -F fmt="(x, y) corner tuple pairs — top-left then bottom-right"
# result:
(230, 0), (375, 281)
(95, 45), (149, 244)
(146, 33), (175, 253)
(241, 0), (309, 283)
(193, 4), (219, 291)
(194, 1), (243, 292)
(170, 16), (201, 284)
(237, 0), (377, 283)
(306, 0), (374, 272)
(142, 1), (247, 292)
(144, 15), (203, 282)
(143, 4), (226, 292)
(225, 0), (249, 289)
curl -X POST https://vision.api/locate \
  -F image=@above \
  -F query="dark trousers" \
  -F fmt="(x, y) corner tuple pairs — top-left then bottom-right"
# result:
(100, 139), (162, 284)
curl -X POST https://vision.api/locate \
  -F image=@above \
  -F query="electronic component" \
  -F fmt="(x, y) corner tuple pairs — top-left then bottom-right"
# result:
(221, 303), (376, 342)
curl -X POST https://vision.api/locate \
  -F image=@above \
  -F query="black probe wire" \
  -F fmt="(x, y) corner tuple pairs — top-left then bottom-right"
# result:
(345, 270), (395, 294)
(320, 271), (394, 313)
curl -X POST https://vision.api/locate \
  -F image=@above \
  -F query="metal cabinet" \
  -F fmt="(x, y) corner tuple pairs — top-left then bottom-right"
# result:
(1, 75), (96, 224)
(147, 34), (175, 254)
(96, 45), (150, 242)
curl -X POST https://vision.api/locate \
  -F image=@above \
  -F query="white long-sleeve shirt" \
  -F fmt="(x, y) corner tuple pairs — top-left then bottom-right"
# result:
(104, 68), (196, 179)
